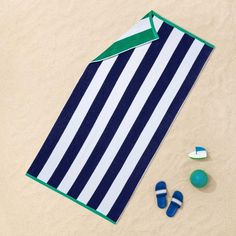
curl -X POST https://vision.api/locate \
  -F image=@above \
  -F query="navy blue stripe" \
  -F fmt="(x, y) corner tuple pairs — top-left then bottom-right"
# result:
(87, 34), (194, 209)
(107, 45), (213, 222)
(27, 61), (102, 177)
(47, 49), (134, 188)
(66, 23), (173, 199)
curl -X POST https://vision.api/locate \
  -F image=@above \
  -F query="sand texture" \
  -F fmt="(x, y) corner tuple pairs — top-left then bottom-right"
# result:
(1, 1), (236, 235)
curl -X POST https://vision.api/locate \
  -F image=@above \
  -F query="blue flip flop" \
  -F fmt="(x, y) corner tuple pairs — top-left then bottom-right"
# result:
(166, 191), (183, 217)
(155, 181), (167, 209)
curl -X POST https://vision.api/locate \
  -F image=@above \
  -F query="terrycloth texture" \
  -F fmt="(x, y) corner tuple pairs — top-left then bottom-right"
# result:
(1, 1), (236, 235)
(26, 10), (213, 223)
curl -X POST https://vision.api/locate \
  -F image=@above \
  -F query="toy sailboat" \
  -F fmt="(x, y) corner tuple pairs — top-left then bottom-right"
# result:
(188, 146), (207, 159)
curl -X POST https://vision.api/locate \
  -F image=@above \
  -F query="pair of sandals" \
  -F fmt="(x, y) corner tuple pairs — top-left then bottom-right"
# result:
(155, 181), (183, 217)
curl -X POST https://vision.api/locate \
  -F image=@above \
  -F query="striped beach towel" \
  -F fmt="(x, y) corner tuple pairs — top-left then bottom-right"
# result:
(26, 10), (214, 224)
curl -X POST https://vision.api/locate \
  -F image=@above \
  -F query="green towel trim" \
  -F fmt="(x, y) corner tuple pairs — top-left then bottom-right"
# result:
(93, 10), (214, 62)
(25, 173), (116, 224)
(93, 11), (159, 62)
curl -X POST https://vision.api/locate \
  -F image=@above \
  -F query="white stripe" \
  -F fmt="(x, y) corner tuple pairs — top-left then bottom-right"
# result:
(97, 40), (204, 215)
(152, 17), (163, 32)
(118, 18), (151, 40)
(77, 28), (184, 203)
(155, 189), (167, 195)
(37, 56), (117, 182)
(172, 198), (182, 206)
(57, 42), (154, 193)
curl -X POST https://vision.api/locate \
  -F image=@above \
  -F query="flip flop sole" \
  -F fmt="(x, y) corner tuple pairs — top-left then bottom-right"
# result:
(155, 181), (167, 209)
(166, 191), (183, 217)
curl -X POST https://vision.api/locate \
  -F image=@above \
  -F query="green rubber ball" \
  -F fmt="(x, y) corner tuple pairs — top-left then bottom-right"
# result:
(190, 169), (208, 188)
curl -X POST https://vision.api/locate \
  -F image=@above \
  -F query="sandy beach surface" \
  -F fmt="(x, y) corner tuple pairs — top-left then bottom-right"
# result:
(1, 1), (236, 235)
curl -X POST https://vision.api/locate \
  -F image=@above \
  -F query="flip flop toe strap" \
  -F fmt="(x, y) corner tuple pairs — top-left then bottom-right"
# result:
(171, 197), (183, 207)
(155, 189), (167, 196)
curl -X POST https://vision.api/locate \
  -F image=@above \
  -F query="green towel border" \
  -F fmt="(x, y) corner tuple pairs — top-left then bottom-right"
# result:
(93, 10), (215, 62)
(25, 173), (116, 224)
